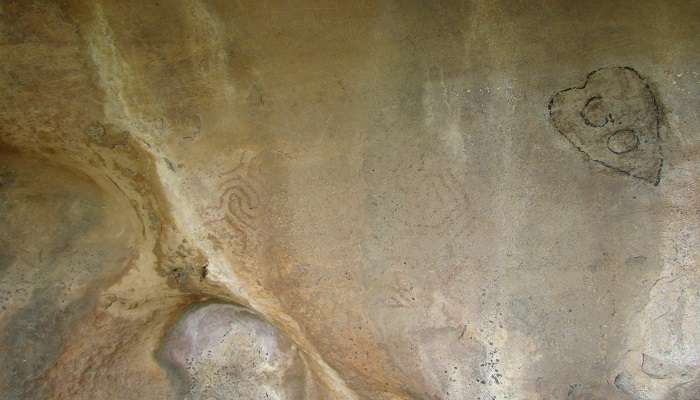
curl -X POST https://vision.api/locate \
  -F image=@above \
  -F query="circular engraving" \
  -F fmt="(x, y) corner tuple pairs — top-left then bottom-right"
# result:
(607, 129), (639, 154)
(581, 96), (610, 127)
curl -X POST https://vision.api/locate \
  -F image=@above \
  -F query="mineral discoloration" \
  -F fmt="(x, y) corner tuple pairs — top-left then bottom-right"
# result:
(159, 303), (324, 399)
(0, 152), (138, 399)
(1, 1), (700, 399)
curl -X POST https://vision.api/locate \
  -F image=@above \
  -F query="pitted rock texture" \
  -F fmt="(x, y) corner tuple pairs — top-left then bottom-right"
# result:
(159, 303), (322, 399)
(1, 1), (700, 400)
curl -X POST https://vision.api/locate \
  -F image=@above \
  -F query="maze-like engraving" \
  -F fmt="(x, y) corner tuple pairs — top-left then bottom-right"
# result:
(203, 151), (261, 258)
(392, 165), (469, 232)
(548, 67), (663, 185)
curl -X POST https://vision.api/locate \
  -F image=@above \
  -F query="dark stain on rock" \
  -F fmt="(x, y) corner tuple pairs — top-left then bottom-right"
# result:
(0, 167), (16, 188)
(625, 255), (647, 267)
(0, 250), (15, 277)
(0, 289), (94, 399)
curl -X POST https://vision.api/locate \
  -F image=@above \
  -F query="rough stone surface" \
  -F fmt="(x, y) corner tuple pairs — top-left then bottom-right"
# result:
(159, 303), (325, 399)
(1, 1), (700, 399)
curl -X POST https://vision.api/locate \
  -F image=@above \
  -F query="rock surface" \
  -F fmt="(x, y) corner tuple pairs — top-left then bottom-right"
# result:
(159, 303), (325, 399)
(1, 1), (700, 399)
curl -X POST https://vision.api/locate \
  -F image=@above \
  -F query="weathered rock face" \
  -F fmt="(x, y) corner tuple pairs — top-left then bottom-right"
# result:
(0, 151), (139, 399)
(159, 303), (323, 399)
(1, 1), (700, 399)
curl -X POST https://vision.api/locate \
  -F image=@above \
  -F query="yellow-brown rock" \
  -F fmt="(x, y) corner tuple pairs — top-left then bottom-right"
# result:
(2, 1), (700, 399)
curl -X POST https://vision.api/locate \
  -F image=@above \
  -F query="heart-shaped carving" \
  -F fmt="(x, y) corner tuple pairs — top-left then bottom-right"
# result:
(548, 67), (663, 185)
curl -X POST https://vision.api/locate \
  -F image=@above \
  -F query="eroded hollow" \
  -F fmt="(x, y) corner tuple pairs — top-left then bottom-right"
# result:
(0, 149), (140, 398)
(158, 302), (318, 400)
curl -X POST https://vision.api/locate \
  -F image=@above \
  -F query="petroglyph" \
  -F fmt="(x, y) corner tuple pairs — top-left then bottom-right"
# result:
(389, 164), (469, 232)
(203, 151), (261, 257)
(549, 67), (663, 185)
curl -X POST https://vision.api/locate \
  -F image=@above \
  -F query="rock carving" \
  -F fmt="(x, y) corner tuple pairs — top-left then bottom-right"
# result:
(549, 67), (663, 185)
